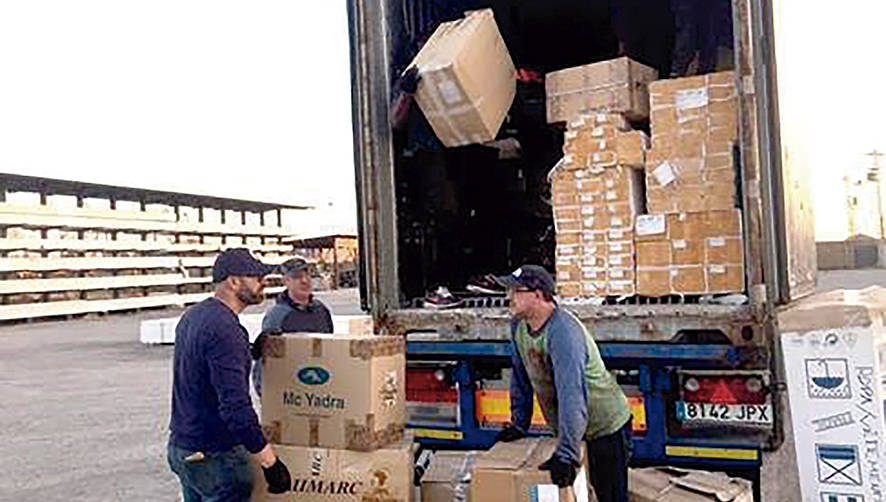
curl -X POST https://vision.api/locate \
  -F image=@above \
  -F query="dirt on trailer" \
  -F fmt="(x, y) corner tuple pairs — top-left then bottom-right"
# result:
(0, 288), (362, 502)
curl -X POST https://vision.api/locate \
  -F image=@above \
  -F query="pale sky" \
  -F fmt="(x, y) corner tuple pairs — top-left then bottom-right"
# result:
(0, 2), (883, 240)
(0, 1), (357, 235)
(774, 0), (886, 240)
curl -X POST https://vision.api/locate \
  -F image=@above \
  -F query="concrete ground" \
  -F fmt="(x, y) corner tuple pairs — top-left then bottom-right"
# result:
(816, 268), (886, 293)
(0, 288), (362, 502)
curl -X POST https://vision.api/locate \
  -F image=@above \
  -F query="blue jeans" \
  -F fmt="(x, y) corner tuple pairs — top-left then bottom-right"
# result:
(167, 442), (254, 502)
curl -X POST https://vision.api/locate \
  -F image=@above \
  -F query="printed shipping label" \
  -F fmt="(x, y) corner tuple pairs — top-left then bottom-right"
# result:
(636, 215), (666, 236)
(676, 87), (709, 110)
(652, 162), (677, 187)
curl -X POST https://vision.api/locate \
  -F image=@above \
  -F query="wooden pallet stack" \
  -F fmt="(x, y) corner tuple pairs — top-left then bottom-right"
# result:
(0, 189), (301, 321)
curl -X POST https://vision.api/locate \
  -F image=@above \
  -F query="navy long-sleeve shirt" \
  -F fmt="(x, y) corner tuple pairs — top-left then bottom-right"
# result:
(169, 297), (266, 454)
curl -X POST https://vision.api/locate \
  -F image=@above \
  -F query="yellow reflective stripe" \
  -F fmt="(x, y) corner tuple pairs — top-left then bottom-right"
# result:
(409, 428), (464, 440)
(665, 445), (758, 461)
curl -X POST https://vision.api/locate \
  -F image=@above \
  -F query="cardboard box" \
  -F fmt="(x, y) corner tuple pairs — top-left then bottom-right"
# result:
(421, 451), (478, 502)
(546, 57), (658, 123)
(706, 265), (744, 293)
(408, 9), (515, 147)
(670, 238), (704, 266)
(615, 131), (649, 168)
(704, 237), (743, 264)
(637, 269), (670, 297)
(671, 266), (706, 294)
(471, 438), (590, 502)
(249, 441), (413, 502)
(558, 283), (582, 298)
(629, 467), (753, 502)
(261, 334), (406, 451)
(637, 241), (670, 267)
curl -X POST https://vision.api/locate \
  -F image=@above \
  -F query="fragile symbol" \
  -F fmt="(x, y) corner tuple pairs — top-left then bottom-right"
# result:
(820, 492), (865, 502)
(806, 359), (852, 399)
(816, 444), (862, 486)
(812, 411), (855, 433)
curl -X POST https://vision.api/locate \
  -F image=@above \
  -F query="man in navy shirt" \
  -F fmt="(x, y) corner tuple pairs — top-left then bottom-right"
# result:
(168, 248), (291, 500)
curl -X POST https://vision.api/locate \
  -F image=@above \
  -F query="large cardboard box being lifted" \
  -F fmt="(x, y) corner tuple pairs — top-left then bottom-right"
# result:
(471, 438), (591, 502)
(261, 334), (406, 451)
(546, 57), (659, 123)
(408, 9), (516, 147)
(629, 467), (752, 502)
(249, 441), (413, 502)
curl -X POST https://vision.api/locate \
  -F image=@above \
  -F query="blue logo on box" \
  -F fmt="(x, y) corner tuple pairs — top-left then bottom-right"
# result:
(297, 367), (331, 385)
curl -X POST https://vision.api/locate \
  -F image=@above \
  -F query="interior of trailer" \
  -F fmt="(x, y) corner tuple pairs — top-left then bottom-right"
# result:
(387, 0), (736, 306)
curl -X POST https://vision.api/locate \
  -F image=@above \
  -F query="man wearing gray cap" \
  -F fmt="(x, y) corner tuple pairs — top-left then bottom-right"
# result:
(493, 264), (632, 502)
(251, 257), (333, 396)
(168, 248), (291, 500)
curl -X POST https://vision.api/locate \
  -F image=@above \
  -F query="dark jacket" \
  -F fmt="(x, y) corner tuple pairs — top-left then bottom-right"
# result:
(251, 293), (333, 395)
(169, 297), (266, 453)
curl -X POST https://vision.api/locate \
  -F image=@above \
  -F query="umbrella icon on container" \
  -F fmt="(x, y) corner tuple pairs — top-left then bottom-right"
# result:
(806, 359), (851, 399)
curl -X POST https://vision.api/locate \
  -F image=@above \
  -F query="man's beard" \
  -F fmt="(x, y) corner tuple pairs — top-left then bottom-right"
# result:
(236, 285), (264, 305)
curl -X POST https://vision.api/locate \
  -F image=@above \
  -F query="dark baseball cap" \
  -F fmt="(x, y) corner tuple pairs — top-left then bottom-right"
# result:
(212, 248), (275, 283)
(494, 265), (555, 296)
(279, 257), (311, 276)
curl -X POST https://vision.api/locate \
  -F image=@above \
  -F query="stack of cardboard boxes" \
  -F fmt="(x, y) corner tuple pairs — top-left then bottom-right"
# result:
(645, 72), (738, 213)
(548, 58), (656, 299)
(252, 327), (409, 502)
(636, 71), (745, 296)
(548, 60), (746, 298)
(635, 210), (744, 295)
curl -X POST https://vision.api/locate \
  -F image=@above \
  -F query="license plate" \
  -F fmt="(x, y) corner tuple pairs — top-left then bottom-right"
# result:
(676, 401), (773, 426)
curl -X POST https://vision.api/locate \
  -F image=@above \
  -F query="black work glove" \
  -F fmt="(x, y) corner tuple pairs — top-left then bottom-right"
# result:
(401, 66), (421, 94)
(538, 455), (578, 488)
(251, 329), (281, 360)
(494, 425), (525, 443)
(262, 457), (292, 494)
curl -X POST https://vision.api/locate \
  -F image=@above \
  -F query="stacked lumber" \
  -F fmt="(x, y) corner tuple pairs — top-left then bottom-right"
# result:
(0, 192), (298, 321)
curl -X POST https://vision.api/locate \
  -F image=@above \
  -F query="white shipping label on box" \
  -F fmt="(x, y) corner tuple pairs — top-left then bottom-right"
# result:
(438, 79), (465, 105)
(676, 87), (709, 110)
(782, 328), (886, 502)
(636, 215), (666, 236)
(533, 484), (561, 502)
(652, 162), (677, 187)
